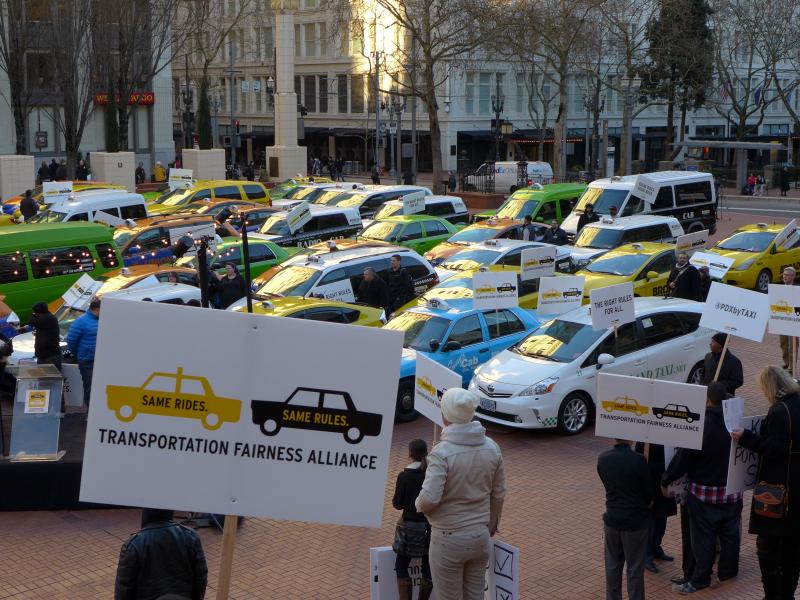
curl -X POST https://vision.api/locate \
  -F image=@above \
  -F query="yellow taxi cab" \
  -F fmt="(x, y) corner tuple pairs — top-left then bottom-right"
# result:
(423, 218), (527, 266)
(231, 296), (385, 327)
(147, 180), (271, 216)
(576, 242), (676, 303)
(602, 395), (648, 416)
(106, 367), (241, 430)
(707, 223), (800, 293)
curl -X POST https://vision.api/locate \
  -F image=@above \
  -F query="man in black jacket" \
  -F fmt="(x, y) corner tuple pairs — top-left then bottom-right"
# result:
(667, 252), (701, 301)
(543, 220), (568, 245)
(20, 190), (38, 221)
(702, 333), (744, 395)
(28, 302), (62, 372)
(576, 203), (599, 234)
(114, 508), (207, 600)
(357, 267), (389, 310)
(661, 382), (743, 594)
(387, 255), (414, 315)
(597, 439), (652, 600)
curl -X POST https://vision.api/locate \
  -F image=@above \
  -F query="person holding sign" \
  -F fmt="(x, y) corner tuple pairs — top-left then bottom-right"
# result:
(28, 302), (62, 373)
(667, 252), (701, 301)
(661, 382), (743, 594)
(416, 388), (506, 600)
(66, 298), (100, 408)
(778, 267), (798, 372)
(731, 366), (800, 600)
(702, 334), (744, 396)
(392, 439), (434, 600)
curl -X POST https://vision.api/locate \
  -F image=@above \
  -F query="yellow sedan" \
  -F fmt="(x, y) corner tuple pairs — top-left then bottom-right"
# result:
(231, 297), (386, 327)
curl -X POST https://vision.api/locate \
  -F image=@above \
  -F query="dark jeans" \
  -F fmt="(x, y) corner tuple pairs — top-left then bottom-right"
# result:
(37, 354), (62, 373)
(680, 503), (696, 580)
(604, 524), (647, 600)
(78, 360), (94, 407)
(756, 534), (800, 600)
(646, 505), (669, 560)
(395, 553), (431, 581)
(687, 494), (742, 589)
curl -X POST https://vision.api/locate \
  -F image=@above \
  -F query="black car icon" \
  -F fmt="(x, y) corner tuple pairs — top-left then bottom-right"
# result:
(562, 287), (582, 298)
(538, 255), (555, 264)
(496, 283), (517, 293)
(652, 403), (701, 423)
(251, 387), (382, 444)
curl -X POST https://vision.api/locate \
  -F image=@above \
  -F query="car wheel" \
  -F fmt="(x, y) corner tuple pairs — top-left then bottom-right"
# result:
(687, 221), (705, 233)
(395, 379), (418, 423)
(687, 417), (694, 423)
(343, 426), (364, 444)
(604, 404), (613, 412)
(116, 404), (136, 422)
(202, 412), (222, 430)
(655, 412), (663, 419)
(259, 419), (280, 436)
(687, 361), (705, 385)
(557, 393), (591, 435)
(756, 269), (772, 293)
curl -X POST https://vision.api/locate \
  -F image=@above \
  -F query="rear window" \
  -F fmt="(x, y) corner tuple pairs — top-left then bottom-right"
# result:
(316, 213), (348, 229)
(400, 255), (430, 280)
(674, 181), (712, 207)
(95, 243), (119, 268)
(121, 203), (147, 220)
(0, 253), (28, 283)
(244, 184), (267, 200)
(213, 186), (242, 199)
(30, 246), (95, 278)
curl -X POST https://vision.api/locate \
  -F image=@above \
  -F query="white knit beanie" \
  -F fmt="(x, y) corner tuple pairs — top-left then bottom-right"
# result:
(441, 388), (479, 425)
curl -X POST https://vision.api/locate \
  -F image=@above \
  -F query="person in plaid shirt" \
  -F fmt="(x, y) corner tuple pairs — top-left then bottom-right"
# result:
(661, 382), (743, 594)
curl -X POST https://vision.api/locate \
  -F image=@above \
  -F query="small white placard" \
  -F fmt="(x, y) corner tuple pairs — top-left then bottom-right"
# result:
(589, 282), (635, 331)
(24, 389), (50, 414)
(537, 275), (585, 315)
(42, 181), (73, 204)
(401, 191), (426, 215)
(727, 414), (766, 494)
(61, 274), (102, 310)
(774, 219), (799, 249)
(168, 168), (193, 191)
(768, 283), (800, 337)
(472, 270), (519, 310)
(414, 354), (461, 428)
(675, 230), (708, 256)
(520, 246), (557, 281)
(633, 174), (659, 205)
(92, 210), (127, 227)
(722, 396), (744, 433)
(690, 251), (735, 280)
(286, 201), (312, 234)
(700, 282), (769, 342)
(310, 278), (356, 303)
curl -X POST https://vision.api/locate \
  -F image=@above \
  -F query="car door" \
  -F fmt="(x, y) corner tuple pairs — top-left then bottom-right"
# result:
(635, 251), (674, 297)
(637, 312), (693, 381)
(420, 220), (450, 253)
(533, 199), (558, 223)
(483, 309), (529, 357)
(439, 313), (490, 385)
(398, 221), (425, 251)
(579, 321), (648, 391)
(124, 227), (168, 265)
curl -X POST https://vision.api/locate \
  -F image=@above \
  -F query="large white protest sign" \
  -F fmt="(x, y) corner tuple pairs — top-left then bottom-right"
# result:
(472, 270), (518, 309)
(689, 252), (735, 280)
(402, 191), (426, 215)
(310, 278), (356, 303)
(774, 219), (799, 249)
(767, 283), (800, 336)
(42, 181), (73, 204)
(80, 299), (403, 527)
(596, 373), (706, 449)
(727, 414), (766, 495)
(676, 230), (708, 256)
(537, 275), (584, 315)
(287, 201), (312, 233)
(589, 282), (634, 330)
(168, 168), (193, 191)
(62, 363), (85, 407)
(520, 246), (556, 281)
(414, 354), (460, 427)
(61, 274), (102, 310)
(700, 282), (769, 342)
(634, 174), (659, 205)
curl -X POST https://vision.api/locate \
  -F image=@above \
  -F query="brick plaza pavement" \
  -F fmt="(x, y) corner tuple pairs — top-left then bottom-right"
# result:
(0, 208), (792, 599)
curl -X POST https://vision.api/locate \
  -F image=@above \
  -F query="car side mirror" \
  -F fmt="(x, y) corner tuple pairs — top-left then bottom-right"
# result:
(443, 340), (462, 351)
(429, 339), (440, 351)
(646, 270), (659, 280)
(398, 235), (410, 242)
(597, 353), (615, 369)
(535, 216), (543, 222)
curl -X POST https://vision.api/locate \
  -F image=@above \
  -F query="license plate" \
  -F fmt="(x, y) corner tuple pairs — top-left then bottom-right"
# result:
(479, 398), (496, 412)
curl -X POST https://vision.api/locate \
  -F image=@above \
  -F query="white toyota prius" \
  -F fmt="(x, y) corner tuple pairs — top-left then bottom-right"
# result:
(468, 298), (714, 435)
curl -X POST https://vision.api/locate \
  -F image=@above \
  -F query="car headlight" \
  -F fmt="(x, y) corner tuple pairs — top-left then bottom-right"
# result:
(519, 376), (559, 396)
(733, 258), (755, 271)
(574, 258), (591, 268)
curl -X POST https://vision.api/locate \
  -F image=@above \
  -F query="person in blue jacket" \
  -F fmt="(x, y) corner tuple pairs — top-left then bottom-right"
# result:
(67, 298), (100, 407)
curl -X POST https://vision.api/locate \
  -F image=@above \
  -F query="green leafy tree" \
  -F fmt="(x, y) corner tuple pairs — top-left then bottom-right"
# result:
(197, 78), (213, 149)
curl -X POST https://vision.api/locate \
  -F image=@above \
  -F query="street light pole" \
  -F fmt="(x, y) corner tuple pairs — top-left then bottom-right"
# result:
(391, 96), (405, 183)
(491, 77), (505, 163)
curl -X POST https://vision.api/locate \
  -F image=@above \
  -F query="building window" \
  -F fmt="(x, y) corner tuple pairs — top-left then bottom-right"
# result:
(351, 74), (364, 113)
(765, 123), (789, 135)
(319, 75), (328, 113)
(351, 20), (363, 56)
(319, 22), (327, 56)
(465, 73), (475, 115)
(304, 75), (317, 113)
(255, 77), (263, 113)
(303, 0), (317, 7)
(295, 76), (302, 110)
(304, 23), (316, 57)
(478, 73), (491, 114)
(257, 26), (273, 61)
(294, 24), (301, 57)
(239, 78), (247, 114)
(337, 74), (348, 113)
(220, 78), (227, 111)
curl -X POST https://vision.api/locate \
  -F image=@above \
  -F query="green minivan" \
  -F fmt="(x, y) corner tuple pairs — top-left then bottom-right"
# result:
(0, 223), (124, 322)
(472, 182), (587, 224)
(177, 238), (304, 279)
(358, 215), (461, 254)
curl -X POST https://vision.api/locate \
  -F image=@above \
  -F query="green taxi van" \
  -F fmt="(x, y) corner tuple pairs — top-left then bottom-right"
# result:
(472, 182), (587, 223)
(357, 215), (461, 254)
(0, 223), (123, 322)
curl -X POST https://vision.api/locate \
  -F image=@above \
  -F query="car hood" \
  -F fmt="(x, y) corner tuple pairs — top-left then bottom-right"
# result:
(147, 204), (185, 216)
(400, 347), (419, 379)
(474, 349), (566, 387)
(424, 242), (465, 265)
(580, 271), (630, 293)
(706, 247), (760, 267)
(564, 245), (608, 263)
(434, 266), (460, 282)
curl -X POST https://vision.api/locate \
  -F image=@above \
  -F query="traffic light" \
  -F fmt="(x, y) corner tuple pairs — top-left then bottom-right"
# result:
(235, 120), (240, 134)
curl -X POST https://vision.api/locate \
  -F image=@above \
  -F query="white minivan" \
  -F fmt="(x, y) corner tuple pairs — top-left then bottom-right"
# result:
(26, 189), (149, 224)
(464, 161), (554, 194)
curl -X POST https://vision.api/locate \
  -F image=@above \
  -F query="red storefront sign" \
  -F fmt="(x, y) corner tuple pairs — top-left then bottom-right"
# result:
(93, 91), (155, 106)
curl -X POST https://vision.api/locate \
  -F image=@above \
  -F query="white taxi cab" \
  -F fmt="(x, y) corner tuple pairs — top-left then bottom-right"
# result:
(468, 298), (713, 435)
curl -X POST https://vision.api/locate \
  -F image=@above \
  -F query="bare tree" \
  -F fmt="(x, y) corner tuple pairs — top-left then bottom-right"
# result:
(0, 0), (38, 154)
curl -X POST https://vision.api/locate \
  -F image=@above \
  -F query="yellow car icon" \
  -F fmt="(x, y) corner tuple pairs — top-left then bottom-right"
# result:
(474, 286), (496, 295)
(542, 290), (562, 299)
(416, 376), (437, 397)
(106, 368), (242, 430)
(771, 301), (793, 315)
(601, 395), (648, 416)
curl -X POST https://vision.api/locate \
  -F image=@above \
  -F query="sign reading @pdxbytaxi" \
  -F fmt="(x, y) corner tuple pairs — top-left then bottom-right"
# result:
(472, 270), (518, 309)
(537, 275), (584, 315)
(168, 168), (193, 191)
(80, 299), (403, 528)
(596, 373), (706, 449)
(700, 282), (769, 342)
(520, 246), (556, 281)
(402, 191), (426, 215)
(589, 282), (634, 331)
(675, 230), (708, 256)
(287, 201), (312, 234)
(689, 251), (734, 280)
(414, 354), (460, 428)
(42, 181), (73, 205)
(767, 283), (800, 337)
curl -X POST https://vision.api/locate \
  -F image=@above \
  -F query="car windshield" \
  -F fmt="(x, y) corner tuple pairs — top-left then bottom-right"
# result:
(113, 229), (134, 248)
(372, 203), (403, 219)
(384, 311), (450, 351)
(448, 226), (502, 244)
(286, 186), (321, 200)
(513, 319), (603, 362)
(360, 221), (402, 241)
(53, 305), (85, 336)
(715, 231), (775, 252)
(160, 188), (195, 206)
(26, 209), (67, 223)
(574, 187), (629, 214)
(441, 248), (502, 271)
(337, 193), (370, 208)
(496, 197), (539, 220)
(574, 226), (623, 249)
(584, 253), (649, 276)
(256, 265), (321, 297)
(269, 182), (298, 200)
(312, 189), (348, 205)
(260, 215), (291, 236)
